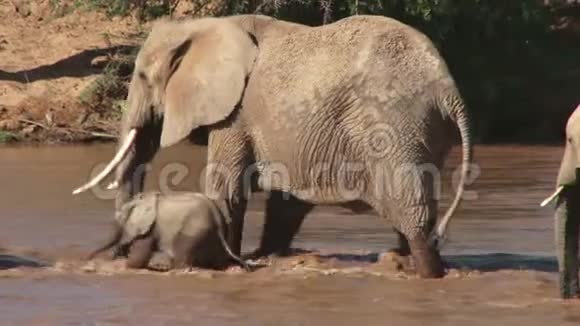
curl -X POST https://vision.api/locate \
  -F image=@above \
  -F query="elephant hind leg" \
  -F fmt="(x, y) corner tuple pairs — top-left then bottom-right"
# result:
(396, 201), (444, 278)
(407, 234), (444, 278)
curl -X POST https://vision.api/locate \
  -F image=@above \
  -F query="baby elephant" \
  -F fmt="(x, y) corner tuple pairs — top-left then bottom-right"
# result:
(87, 191), (250, 272)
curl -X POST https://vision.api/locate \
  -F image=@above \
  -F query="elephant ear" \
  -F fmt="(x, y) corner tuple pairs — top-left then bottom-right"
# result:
(160, 23), (258, 148)
(557, 141), (578, 187)
(121, 195), (158, 243)
(557, 107), (580, 187)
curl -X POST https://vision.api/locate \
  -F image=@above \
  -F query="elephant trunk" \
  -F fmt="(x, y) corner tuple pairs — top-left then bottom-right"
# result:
(430, 90), (473, 245)
(555, 186), (580, 299)
(86, 220), (124, 260)
(71, 71), (162, 206)
(114, 111), (162, 211)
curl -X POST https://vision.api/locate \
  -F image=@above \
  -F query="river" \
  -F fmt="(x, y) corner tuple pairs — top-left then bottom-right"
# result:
(1, 143), (579, 325)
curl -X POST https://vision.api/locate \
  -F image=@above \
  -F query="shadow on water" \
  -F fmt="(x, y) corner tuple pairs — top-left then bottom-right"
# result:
(0, 249), (559, 274)
(0, 254), (50, 270)
(446, 253), (558, 273)
(316, 252), (558, 273)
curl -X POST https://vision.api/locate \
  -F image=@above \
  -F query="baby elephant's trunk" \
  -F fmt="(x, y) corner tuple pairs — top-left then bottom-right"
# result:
(86, 221), (125, 261)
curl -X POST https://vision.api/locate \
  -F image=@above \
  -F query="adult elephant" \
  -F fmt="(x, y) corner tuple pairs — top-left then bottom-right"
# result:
(73, 14), (472, 278)
(541, 104), (580, 299)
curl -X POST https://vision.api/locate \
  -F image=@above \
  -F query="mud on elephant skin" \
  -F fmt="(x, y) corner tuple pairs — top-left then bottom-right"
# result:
(87, 191), (252, 272)
(542, 104), (580, 299)
(73, 14), (474, 279)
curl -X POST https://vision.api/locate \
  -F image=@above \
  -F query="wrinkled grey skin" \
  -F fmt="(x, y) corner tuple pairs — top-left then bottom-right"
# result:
(88, 192), (250, 271)
(105, 14), (472, 278)
(551, 105), (580, 299)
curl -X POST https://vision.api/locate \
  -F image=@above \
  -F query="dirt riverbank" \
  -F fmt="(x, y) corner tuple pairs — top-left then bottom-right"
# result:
(0, 0), (147, 144)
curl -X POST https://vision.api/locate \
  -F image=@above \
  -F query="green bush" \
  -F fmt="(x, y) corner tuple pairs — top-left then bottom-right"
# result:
(79, 0), (579, 143)
(227, 0), (579, 143)
(79, 49), (137, 119)
(0, 131), (19, 144)
(75, 0), (132, 16)
(75, 0), (171, 19)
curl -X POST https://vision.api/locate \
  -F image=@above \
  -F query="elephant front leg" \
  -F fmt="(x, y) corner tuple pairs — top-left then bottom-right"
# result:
(205, 188), (247, 258)
(391, 229), (411, 256)
(225, 198), (247, 257)
(206, 180), (248, 258)
(205, 127), (253, 257)
(204, 123), (257, 259)
(249, 191), (314, 258)
(126, 236), (155, 269)
(385, 229), (413, 271)
(555, 192), (580, 299)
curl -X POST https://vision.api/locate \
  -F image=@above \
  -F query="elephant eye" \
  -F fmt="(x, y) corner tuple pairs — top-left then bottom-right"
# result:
(138, 71), (152, 89)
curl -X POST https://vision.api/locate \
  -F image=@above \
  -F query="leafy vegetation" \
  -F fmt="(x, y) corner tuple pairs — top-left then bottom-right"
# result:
(238, 0), (580, 143)
(72, 0), (173, 20)
(0, 131), (19, 144)
(77, 0), (579, 143)
(78, 47), (138, 120)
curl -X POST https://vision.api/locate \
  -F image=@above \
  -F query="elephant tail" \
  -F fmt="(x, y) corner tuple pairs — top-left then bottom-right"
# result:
(207, 199), (252, 272)
(216, 226), (253, 272)
(430, 91), (473, 247)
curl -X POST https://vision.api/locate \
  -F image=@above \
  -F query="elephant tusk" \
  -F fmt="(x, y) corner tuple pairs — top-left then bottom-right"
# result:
(72, 129), (137, 195)
(106, 181), (119, 190)
(540, 185), (564, 207)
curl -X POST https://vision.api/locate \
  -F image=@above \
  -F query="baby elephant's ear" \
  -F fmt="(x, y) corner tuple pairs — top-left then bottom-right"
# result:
(123, 197), (157, 241)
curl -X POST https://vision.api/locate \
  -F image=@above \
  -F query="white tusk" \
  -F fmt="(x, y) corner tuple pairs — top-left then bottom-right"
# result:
(540, 185), (564, 207)
(106, 181), (119, 190)
(72, 129), (137, 195)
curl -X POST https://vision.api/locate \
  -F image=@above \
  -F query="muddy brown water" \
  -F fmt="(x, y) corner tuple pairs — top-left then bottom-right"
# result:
(1, 143), (579, 325)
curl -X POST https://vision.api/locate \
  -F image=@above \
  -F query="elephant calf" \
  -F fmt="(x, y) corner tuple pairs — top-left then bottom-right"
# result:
(87, 191), (250, 272)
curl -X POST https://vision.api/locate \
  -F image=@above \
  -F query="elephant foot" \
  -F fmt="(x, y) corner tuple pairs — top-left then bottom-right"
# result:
(384, 248), (414, 272)
(561, 290), (580, 300)
(244, 247), (291, 261)
(244, 247), (313, 262)
(243, 247), (278, 260)
(560, 290), (580, 299)
(148, 252), (173, 272)
(239, 251), (273, 268)
(242, 248), (263, 261)
(408, 236), (445, 278)
(241, 249), (276, 269)
(253, 239), (300, 259)
(560, 275), (580, 299)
